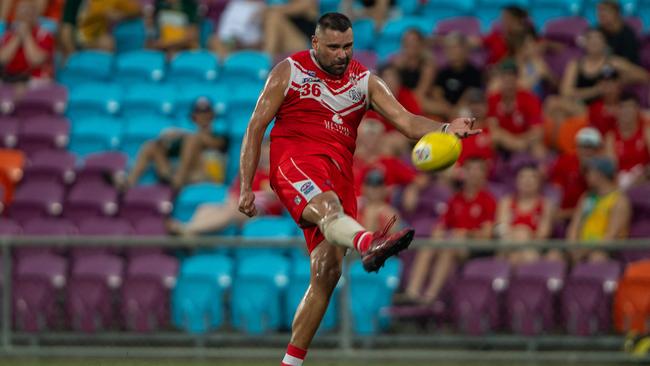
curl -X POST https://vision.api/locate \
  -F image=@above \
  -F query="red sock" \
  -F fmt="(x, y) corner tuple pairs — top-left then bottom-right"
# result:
(281, 344), (307, 366)
(353, 231), (372, 254)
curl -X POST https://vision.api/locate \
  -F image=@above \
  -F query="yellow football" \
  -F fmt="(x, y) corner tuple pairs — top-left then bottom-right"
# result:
(411, 132), (462, 172)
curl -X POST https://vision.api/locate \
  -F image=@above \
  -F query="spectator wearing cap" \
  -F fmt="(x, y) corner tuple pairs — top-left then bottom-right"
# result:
(126, 97), (228, 190)
(358, 169), (401, 233)
(605, 93), (650, 189)
(567, 156), (631, 263)
(0, 0), (55, 84)
(398, 157), (496, 305)
(596, 0), (640, 64)
(487, 59), (545, 158)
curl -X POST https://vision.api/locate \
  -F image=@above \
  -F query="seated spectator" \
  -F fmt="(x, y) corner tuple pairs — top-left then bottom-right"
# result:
(398, 158), (496, 305)
(126, 97), (228, 190)
(587, 67), (622, 135)
(455, 88), (495, 167)
(145, 0), (199, 56)
(391, 29), (435, 98)
(262, 0), (317, 58)
(209, 0), (265, 59)
(365, 64), (422, 132)
(424, 32), (483, 118)
(60, 0), (141, 58)
(497, 163), (553, 266)
(358, 169), (401, 232)
(480, 5), (531, 66)
(340, 0), (393, 30)
(1, 0), (64, 22)
(596, 0), (639, 64)
(605, 94), (650, 189)
(567, 157), (631, 263)
(0, 0), (54, 84)
(487, 59), (544, 158)
(549, 127), (603, 225)
(167, 140), (280, 236)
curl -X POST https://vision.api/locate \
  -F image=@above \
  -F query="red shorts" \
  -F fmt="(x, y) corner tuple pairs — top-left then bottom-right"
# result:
(270, 155), (357, 253)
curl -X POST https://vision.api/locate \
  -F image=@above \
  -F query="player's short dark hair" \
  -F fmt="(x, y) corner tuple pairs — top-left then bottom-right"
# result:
(503, 5), (528, 20)
(317, 12), (352, 34)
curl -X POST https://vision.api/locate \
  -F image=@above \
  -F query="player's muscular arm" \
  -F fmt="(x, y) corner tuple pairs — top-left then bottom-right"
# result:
(238, 60), (290, 217)
(368, 74), (480, 140)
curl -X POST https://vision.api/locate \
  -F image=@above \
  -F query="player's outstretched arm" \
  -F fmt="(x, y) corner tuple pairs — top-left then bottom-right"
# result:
(238, 60), (290, 217)
(367, 74), (481, 139)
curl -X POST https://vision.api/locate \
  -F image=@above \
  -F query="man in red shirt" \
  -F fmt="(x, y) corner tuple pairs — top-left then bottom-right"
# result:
(487, 59), (544, 157)
(481, 5), (530, 65)
(457, 88), (495, 166)
(0, 0), (54, 83)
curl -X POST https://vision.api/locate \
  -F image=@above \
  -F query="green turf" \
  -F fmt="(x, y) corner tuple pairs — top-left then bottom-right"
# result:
(0, 360), (627, 366)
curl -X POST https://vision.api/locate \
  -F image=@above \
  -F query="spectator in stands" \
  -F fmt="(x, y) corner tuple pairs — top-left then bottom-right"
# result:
(340, 0), (393, 30)
(567, 156), (631, 263)
(605, 93), (650, 189)
(424, 32), (483, 118)
(126, 97), (228, 190)
(262, 0), (318, 57)
(391, 29), (435, 99)
(60, 0), (141, 58)
(587, 67), (622, 136)
(497, 162), (553, 266)
(209, 0), (265, 59)
(167, 140), (280, 236)
(487, 59), (545, 158)
(398, 158), (496, 305)
(480, 5), (531, 66)
(358, 169), (401, 233)
(0, 0), (55, 84)
(596, 0), (640, 64)
(145, 0), (200, 55)
(455, 88), (495, 167)
(1, 0), (64, 22)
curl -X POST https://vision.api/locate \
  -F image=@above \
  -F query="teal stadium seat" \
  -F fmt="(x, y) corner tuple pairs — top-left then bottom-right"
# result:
(529, 0), (582, 30)
(199, 19), (215, 49)
(226, 84), (263, 139)
(231, 253), (290, 334)
(285, 255), (339, 332)
(171, 254), (233, 334)
(349, 258), (401, 335)
(320, 0), (340, 13)
(0, 21), (5, 37)
(121, 116), (175, 162)
(172, 183), (228, 223)
(69, 117), (122, 157)
(639, 0), (650, 30)
(115, 50), (166, 86)
(375, 17), (433, 61)
(352, 19), (376, 51)
(475, 0), (530, 31)
(168, 50), (219, 86)
(221, 51), (272, 86)
(397, 0), (421, 15)
(235, 216), (297, 259)
(58, 51), (113, 88)
(121, 83), (176, 119)
(421, 0), (475, 25)
(66, 83), (122, 120)
(113, 19), (147, 54)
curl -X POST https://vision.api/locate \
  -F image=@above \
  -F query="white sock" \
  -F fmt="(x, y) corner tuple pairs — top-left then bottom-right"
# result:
(319, 214), (366, 248)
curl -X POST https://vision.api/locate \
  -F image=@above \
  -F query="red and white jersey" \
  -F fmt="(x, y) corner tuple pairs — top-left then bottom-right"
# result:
(270, 50), (371, 175)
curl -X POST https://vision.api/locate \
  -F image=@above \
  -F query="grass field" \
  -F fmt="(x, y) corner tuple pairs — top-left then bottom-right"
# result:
(0, 360), (628, 366)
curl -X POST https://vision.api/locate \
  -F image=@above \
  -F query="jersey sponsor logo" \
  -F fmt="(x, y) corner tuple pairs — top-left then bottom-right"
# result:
(300, 181), (315, 195)
(324, 119), (352, 136)
(332, 113), (343, 125)
(292, 179), (322, 202)
(302, 77), (321, 83)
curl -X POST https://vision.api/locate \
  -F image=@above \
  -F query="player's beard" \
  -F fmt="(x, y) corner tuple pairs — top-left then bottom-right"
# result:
(320, 56), (350, 76)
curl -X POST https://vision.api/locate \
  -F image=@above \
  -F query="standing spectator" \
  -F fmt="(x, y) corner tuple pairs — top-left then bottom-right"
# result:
(391, 29), (436, 99)
(146, 0), (199, 55)
(0, 0), (55, 84)
(209, 0), (265, 59)
(262, 0), (318, 58)
(487, 59), (544, 158)
(60, 0), (141, 58)
(340, 0), (394, 30)
(567, 157), (631, 263)
(596, 0), (640, 64)
(126, 97), (228, 190)
(480, 5), (531, 66)
(497, 163), (553, 266)
(605, 94), (650, 189)
(398, 158), (496, 305)
(424, 32), (483, 118)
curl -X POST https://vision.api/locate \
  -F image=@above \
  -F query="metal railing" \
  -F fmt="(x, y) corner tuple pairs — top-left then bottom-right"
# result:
(1, 235), (650, 363)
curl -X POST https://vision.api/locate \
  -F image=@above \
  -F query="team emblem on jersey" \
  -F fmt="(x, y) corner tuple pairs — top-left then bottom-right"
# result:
(294, 196), (302, 205)
(348, 88), (362, 102)
(332, 113), (343, 125)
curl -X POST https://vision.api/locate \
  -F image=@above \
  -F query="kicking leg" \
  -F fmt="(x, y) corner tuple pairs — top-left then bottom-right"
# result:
(282, 240), (345, 365)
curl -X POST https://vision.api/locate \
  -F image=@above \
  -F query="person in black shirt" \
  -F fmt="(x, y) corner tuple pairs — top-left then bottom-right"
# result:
(596, 0), (640, 64)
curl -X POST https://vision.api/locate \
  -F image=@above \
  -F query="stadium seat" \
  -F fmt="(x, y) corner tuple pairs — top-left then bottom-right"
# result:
(529, 0), (582, 29)
(13, 83), (68, 118)
(235, 216), (297, 259)
(232, 253), (289, 334)
(0, 116), (18, 149)
(121, 116), (175, 162)
(13, 253), (67, 332)
(9, 181), (64, 224)
(475, 0), (530, 31)
(354, 50), (378, 72)
(121, 83), (176, 119)
(76, 151), (128, 188)
(639, 0), (650, 30)
(319, 0), (339, 13)
(112, 19), (147, 54)
(72, 217), (135, 258)
(67, 83), (122, 120)
(115, 50), (166, 86)
(168, 50), (219, 86)
(23, 150), (76, 186)
(544, 45), (583, 80)
(421, 0), (474, 25)
(349, 258), (401, 335)
(172, 182), (228, 223)
(542, 16), (590, 47)
(434, 16), (482, 37)
(0, 21), (5, 38)
(506, 260), (566, 335)
(352, 19), (376, 51)
(66, 254), (124, 332)
(452, 258), (510, 335)
(285, 255), (339, 332)
(16, 217), (77, 258)
(64, 182), (119, 224)
(0, 84), (15, 115)
(221, 51), (272, 85)
(172, 254), (233, 334)
(0, 218), (22, 235)
(122, 253), (179, 332)
(376, 17), (432, 61)
(58, 51), (113, 87)
(69, 117), (122, 158)
(120, 184), (174, 224)
(17, 116), (70, 156)
(561, 260), (620, 336)
(613, 260), (650, 334)
(226, 83), (264, 139)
